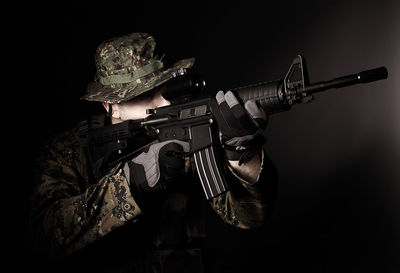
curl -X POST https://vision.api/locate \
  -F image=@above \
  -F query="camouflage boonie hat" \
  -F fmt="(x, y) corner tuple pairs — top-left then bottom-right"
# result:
(81, 32), (195, 104)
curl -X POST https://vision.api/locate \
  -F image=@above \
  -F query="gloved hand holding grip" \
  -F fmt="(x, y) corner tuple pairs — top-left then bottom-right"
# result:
(214, 90), (268, 165)
(124, 140), (190, 193)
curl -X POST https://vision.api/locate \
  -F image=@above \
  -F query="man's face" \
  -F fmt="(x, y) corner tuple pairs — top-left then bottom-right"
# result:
(110, 88), (171, 122)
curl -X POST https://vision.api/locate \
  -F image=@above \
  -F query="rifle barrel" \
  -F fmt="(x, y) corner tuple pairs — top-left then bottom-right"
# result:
(304, 67), (388, 94)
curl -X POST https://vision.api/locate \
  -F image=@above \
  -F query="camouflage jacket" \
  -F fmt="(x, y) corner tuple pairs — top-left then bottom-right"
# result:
(29, 116), (278, 272)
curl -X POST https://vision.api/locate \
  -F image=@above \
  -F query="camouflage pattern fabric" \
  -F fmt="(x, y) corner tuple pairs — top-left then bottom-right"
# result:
(81, 32), (195, 104)
(29, 117), (278, 272)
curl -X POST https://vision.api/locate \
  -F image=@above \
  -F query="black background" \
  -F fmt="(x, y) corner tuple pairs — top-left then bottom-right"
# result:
(15, 0), (400, 272)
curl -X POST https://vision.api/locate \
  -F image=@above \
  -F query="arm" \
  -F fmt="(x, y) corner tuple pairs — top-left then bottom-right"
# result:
(208, 90), (278, 228)
(29, 131), (142, 257)
(209, 148), (278, 229)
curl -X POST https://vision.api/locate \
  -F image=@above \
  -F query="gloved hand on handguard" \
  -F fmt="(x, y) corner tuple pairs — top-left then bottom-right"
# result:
(213, 90), (268, 165)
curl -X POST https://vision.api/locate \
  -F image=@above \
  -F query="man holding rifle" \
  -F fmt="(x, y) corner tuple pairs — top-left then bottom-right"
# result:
(29, 32), (278, 273)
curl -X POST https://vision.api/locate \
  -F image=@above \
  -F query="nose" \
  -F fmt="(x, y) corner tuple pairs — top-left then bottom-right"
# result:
(159, 96), (171, 107)
(152, 92), (171, 108)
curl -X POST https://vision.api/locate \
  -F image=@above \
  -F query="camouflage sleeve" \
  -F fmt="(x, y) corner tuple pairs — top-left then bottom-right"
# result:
(29, 133), (142, 258)
(209, 148), (278, 229)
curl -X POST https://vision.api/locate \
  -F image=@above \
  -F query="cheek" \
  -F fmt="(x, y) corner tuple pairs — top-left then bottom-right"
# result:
(120, 102), (150, 120)
(118, 92), (170, 121)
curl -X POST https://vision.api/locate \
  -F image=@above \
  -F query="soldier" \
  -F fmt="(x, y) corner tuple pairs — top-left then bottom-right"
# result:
(29, 32), (278, 273)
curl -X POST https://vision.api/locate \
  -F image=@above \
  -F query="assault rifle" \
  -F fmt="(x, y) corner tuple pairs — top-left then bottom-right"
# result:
(88, 55), (388, 199)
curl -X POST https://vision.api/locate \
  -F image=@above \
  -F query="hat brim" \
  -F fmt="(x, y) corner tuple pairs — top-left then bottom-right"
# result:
(81, 58), (195, 104)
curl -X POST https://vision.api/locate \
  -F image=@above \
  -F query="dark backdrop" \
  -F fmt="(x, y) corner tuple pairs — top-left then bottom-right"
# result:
(18, 1), (399, 272)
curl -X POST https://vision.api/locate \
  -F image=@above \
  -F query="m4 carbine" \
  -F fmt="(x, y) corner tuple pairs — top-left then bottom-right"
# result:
(88, 55), (388, 199)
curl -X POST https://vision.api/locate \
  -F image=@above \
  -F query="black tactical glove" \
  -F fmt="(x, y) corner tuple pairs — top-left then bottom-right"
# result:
(213, 90), (267, 165)
(123, 140), (190, 193)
